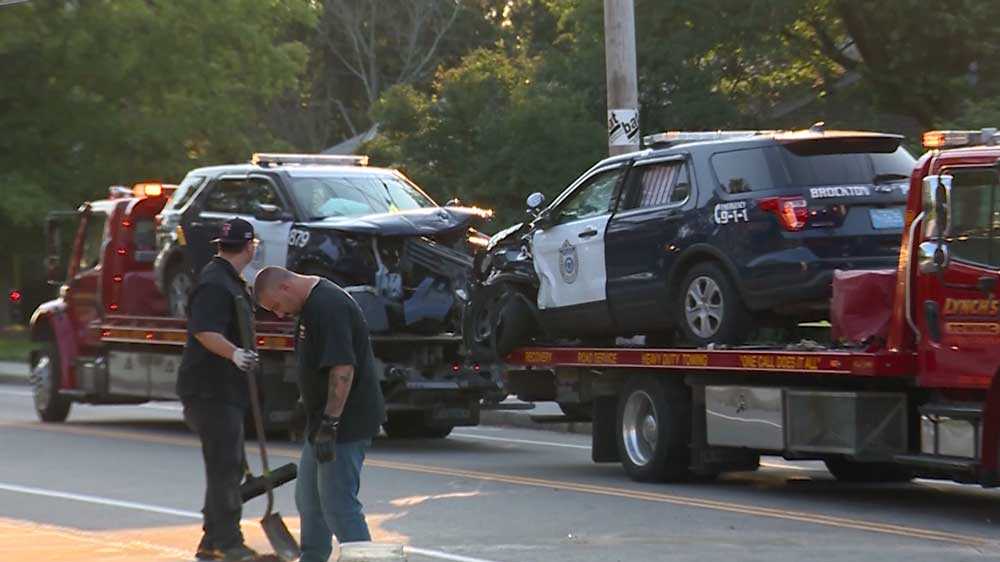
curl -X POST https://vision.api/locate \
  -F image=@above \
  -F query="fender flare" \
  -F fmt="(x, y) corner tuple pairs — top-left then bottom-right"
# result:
(665, 244), (745, 304)
(29, 300), (78, 391)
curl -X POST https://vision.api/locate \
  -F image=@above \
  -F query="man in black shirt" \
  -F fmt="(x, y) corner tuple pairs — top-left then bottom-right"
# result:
(253, 266), (385, 562)
(177, 218), (261, 562)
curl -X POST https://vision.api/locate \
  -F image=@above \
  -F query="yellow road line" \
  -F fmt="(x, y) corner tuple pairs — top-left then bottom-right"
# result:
(2, 421), (991, 548)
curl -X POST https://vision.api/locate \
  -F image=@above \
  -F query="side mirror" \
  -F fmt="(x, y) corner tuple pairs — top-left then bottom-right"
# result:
(922, 174), (953, 239)
(918, 241), (950, 273)
(254, 203), (284, 222)
(526, 192), (545, 212)
(445, 198), (463, 207)
(45, 216), (66, 285)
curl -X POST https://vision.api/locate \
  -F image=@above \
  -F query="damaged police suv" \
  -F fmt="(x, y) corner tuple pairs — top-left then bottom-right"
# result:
(154, 153), (491, 333)
(465, 127), (915, 356)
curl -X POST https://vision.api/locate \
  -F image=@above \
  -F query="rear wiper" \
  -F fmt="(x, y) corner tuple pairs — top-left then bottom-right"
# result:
(873, 173), (909, 183)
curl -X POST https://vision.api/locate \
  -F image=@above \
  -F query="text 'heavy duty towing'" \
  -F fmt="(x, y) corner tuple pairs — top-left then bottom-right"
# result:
(501, 129), (1000, 486)
(29, 181), (505, 437)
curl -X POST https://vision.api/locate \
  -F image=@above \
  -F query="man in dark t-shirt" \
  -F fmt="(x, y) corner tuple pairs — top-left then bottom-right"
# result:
(254, 265), (385, 562)
(177, 217), (261, 562)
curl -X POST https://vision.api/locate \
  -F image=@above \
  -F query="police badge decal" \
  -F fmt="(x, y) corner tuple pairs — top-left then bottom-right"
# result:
(559, 240), (579, 284)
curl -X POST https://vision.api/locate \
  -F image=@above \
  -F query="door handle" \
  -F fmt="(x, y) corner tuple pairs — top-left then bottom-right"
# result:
(578, 228), (599, 239)
(190, 221), (205, 228)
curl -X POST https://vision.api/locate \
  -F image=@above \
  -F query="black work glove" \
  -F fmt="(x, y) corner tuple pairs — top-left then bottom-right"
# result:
(312, 415), (339, 464)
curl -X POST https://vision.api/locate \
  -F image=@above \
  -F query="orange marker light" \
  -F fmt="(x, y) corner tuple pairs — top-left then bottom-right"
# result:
(133, 183), (163, 198)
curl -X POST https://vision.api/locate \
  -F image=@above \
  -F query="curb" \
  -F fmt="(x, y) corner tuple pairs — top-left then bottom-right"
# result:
(0, 372), (28, 386)
(479, 410), (592, 435)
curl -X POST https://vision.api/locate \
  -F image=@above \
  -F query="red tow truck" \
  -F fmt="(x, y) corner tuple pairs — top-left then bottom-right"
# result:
(503, 129), (1000, 485)
(29, 183), (503, 435)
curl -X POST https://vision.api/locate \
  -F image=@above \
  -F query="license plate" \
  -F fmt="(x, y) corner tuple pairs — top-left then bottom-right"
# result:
(433, 407), (472, 421)
(870, 207), (904, 230)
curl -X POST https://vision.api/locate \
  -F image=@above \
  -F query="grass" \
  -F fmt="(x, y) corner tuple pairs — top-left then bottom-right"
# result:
(0, 327), (36, 363)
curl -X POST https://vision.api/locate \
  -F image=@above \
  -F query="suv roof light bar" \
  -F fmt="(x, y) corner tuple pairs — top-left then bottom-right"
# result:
(251, 153), (370, 167)
(922, 128), (999, 150)
(643, 130), (775, 148)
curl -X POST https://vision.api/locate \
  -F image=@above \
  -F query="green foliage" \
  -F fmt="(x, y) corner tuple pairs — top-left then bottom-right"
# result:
(368, 49), (605, 227)
(0, 0), (314, 218)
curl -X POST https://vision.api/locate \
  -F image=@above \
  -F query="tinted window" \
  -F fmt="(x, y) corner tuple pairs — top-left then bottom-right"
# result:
(555, 168), (622, 224)
(133, 218), (157, 252)
(204, 179), (283, 215)
(624, 162), (689, 210)
(871, 147), (916, 178)
(165, 175), (206, 211)
(712, 143), (916, 193)
(79, 212), (107, 270)
(290, 173), (435, 220)
(948, 169), (1000, 267)
(711, 148), (777, 193)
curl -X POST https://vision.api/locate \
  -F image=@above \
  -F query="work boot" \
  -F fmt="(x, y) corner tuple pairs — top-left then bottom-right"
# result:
(218, 543), (260, 562)
(195, 536), (220, 560)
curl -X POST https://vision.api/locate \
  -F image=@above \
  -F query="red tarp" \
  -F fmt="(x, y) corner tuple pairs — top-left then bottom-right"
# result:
(830, 269), (896, 344)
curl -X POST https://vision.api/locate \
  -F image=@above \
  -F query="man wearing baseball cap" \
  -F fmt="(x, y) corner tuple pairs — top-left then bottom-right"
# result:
(177, 217), (262, 561)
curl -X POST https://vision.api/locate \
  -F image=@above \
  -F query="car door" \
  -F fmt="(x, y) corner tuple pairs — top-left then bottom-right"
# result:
(244, 175), (294, 286)
(605, 156), (693, 332)
(916, 167), (1000, 390)
(532, 165), (625, 334)
(184, 176), (292, 283)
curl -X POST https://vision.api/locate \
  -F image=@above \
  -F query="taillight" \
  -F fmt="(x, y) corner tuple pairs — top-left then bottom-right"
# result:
(758, 197), (808, 231)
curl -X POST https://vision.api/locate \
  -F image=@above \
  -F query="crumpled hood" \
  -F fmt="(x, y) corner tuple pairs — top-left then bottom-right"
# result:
(301, 206), (492, 237)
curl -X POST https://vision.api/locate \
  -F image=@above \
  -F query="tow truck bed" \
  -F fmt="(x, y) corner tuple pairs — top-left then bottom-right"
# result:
(506, 345), (914, 378)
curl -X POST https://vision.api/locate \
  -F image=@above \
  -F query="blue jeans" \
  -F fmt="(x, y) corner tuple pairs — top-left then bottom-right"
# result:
(296, 439), (372, 562)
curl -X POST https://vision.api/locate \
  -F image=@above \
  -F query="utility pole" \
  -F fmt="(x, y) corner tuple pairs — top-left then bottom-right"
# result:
(604, 0), (639, 156)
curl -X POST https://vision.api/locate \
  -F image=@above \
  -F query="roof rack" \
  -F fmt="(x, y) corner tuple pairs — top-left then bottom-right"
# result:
(251, 153), (369, 167)
(922, 128), (999, 150)
(642, 130), (774, 148)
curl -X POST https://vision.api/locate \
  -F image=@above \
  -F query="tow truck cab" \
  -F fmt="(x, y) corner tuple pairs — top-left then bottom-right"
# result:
(30, 184), (175, 419)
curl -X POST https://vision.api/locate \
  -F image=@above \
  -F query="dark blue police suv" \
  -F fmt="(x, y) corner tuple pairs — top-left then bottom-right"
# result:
(464, 127), (915, 354)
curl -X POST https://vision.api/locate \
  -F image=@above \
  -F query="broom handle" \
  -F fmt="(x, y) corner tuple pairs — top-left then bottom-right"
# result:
(235, 296), (276, 517)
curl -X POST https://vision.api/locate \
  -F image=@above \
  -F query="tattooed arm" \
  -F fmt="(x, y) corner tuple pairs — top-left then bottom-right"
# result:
(324, 365), (355, 418)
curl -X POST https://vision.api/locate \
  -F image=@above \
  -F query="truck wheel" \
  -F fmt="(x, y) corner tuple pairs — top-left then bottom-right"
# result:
(617, 376), (691, 482)
(31, 343), (71, 423)
(383, 412), (453, 439)
(677, 263), (751, 346)
(824, 457), (913, 483)
(165, 263), (194, 318)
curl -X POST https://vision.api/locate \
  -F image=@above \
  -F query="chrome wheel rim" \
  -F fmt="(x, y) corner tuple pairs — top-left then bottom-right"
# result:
(622, 390), (658, 467)
(31, 355), (53, 412)
(684, 275), (724, 339)
(168, 272), (193, 317)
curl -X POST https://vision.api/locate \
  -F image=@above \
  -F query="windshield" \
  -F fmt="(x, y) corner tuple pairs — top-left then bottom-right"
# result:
(290, 173), (437, 220)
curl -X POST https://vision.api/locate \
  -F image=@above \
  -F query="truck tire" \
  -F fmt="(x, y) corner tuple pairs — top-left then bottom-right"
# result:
(463, 283), (534, 361)
(823, 457), (913, 483)
(165, 262), (194, 318)
(383, 412), (453, 439)
(31, 343), (72, 423)
(617, 376), (691, 482)
(677, 263), (751, 346)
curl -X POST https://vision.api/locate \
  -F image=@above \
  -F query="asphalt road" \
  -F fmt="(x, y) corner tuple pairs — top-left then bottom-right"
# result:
(1, 380), (999, 562)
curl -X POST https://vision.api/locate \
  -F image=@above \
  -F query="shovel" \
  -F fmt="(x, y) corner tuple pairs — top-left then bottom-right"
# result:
(236, 296), (301, 561)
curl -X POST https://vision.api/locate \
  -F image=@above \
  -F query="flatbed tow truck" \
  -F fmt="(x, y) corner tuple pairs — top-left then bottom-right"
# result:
(29, 183), (504, 436)
(501, 129), (1000, 485)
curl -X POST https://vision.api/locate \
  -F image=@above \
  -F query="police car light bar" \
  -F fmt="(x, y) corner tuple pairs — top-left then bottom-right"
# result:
(922, 128), (999, 149)
(251, 153), (369, 167)
(643, 130), (773, 148)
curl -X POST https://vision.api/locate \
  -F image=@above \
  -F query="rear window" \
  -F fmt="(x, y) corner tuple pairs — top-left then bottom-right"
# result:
(711, 143), (915, 193)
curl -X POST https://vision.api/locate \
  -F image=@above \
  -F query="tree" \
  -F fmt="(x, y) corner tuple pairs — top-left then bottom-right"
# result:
(368, 49), (605, 226)
(0, 0), (314, 312)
